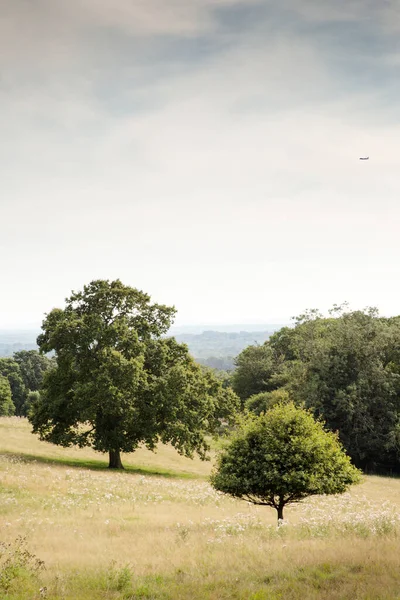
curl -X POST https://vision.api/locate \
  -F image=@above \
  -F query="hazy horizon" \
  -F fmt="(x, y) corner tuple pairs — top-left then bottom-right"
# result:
(0, 321), (288, 334)
(2, 1), (400, 329)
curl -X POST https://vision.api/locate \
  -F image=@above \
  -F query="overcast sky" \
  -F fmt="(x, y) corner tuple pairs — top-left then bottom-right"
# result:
(1, 0), (400, 328)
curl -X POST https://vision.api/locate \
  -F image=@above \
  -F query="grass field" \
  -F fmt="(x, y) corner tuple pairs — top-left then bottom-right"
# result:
(1, 417), (400, 599)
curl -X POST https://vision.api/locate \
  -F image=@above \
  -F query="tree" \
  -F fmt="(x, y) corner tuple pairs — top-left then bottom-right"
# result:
(210, 403), (361, 521)
(23, 391), (41, 417)
(0, 375), (14, 416)
(231, 344), (283, 403)
(13, 350), (55, 392)
(0, 359), (26, 416)
(269, 308), (400, 473)
(29, 280), (238, 469)
(245, 389), (290, 416)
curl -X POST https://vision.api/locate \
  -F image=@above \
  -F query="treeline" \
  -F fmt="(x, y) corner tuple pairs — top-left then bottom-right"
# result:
(0, 351), (55, 416)
(230, 306), (400, 475)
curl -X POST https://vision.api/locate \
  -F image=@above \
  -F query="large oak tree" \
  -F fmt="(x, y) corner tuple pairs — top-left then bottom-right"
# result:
(29, 280), (238, 468)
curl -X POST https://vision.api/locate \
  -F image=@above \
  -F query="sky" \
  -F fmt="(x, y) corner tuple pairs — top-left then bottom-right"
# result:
(1, 0), (400, 328)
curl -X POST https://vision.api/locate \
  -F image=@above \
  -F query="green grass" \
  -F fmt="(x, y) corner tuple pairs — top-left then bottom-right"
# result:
(7, 559), (399, 600)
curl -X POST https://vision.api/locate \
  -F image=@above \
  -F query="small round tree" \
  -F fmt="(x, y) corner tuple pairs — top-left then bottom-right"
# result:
(210, 402), (361, 521)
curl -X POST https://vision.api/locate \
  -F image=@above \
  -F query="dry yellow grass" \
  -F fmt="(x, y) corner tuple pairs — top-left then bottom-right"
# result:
(0, 416), (212, 477)
(1, 417), (400, 599)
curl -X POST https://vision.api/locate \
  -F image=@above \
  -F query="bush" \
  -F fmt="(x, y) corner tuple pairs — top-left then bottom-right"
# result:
(0, 536), (45, 594)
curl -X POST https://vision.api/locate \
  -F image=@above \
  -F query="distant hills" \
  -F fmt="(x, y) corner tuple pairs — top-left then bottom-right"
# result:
(169, 324), (285, 335)
(0, 330), (39, 357)
(173, 329), (279, 370)
(0, 324), (287, 369)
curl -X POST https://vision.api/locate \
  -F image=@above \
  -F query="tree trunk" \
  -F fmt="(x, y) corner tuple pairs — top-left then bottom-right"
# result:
(108, 449), (124, 469)
(277, 502), (284, 522)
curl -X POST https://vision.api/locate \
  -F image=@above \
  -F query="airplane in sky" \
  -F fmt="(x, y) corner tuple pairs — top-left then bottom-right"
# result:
(359, 156), (369, 160)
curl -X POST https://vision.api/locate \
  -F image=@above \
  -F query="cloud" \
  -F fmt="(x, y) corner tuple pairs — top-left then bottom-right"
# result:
(281, 0), (398, 30)
(2, 0), (398, 188)
(64, 0), (243, 35)
(2, 0), (399, 221)
(1, 0), (400, 325)
(0, 0), (248, 72)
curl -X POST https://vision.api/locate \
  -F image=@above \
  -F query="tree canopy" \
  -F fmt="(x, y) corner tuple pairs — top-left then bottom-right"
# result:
(269, 307), (400, 473)
(0, 351), (55, 416)
(0, 375), (14, 416)
(0, 358), (25, 416)
(29, 280), (238, 468)
(210, 402), (361, 520)
(232, 307), (400, 474)
(245, 389), (291, 416)
(231, 344), (283, 403)
(13, 350), (55, 393)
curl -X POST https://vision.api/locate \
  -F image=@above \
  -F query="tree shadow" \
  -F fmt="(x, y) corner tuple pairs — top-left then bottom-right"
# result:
(0, 450), (201, 479)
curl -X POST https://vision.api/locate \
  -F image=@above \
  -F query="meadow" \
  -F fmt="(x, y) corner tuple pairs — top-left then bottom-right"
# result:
(1, 417), (400, 599)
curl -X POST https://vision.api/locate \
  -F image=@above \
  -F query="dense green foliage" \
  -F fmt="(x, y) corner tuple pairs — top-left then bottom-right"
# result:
(24, 390), (41, 417)
(210, 403), (361, 520)
(234, 307), (400, 473)
(0, 351), (54, 416)
(273, 308), (400, 472)
(0, 375), (14, 416)
(231, 344), (283, 403)
(245, 388), (291, 416)
(29, 280), (238, 468)
(13, 350), (55, 393)
(0, 358), (25, 415)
